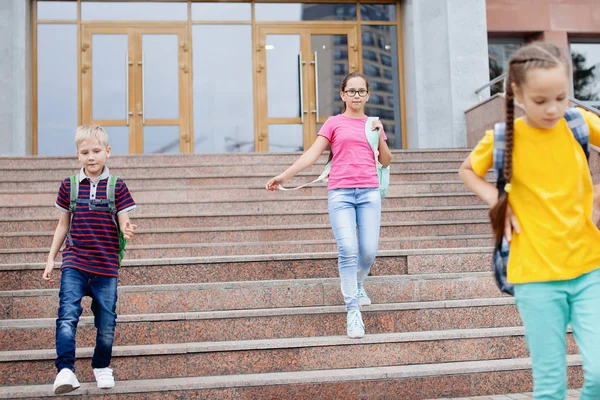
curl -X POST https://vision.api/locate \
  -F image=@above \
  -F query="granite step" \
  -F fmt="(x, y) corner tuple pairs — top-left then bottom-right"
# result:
(0, 248), (494, 290)
(0, 233), (493, 265)
(0, 272), (503, 319)
(0, 219), (492, 250)
(0, 192), (486, 218)
(0, 205), (490, 233)
(0, 327), (579, 387)
(0, 355), (585, 400)
(0, 160), (465, 180)
(0, 170), (491, 192)
(0, 296), (517, 351)
(0, 149), (472, 168)
(0, 181), (481, 206)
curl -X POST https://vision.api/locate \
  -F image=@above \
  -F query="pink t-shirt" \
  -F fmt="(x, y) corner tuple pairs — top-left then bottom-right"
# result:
(317, 114), (387, 190)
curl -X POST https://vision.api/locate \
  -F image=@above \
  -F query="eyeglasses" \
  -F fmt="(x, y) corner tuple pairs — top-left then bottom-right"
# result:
(343, 89), (369, 97)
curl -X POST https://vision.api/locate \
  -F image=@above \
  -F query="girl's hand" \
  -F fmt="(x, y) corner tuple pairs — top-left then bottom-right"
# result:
(265, 174), (286, 191)
(505, 205), (521, 242)
(121, 221), (137, 240)
(371, 119), (383, 134)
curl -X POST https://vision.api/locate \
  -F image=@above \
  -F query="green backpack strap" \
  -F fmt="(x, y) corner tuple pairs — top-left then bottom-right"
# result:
(107, 175), (127, 268)
(364, 117), (390, 198)
(66, 175), (79, 246)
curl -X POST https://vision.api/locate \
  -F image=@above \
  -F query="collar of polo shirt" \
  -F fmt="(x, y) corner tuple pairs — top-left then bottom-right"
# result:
(77, 166), (111, 183)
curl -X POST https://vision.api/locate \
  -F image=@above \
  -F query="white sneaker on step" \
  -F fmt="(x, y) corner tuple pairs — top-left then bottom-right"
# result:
(347, 310), (365, 339)
(53, 368), (80, 395)
(93, 367), (115, 389)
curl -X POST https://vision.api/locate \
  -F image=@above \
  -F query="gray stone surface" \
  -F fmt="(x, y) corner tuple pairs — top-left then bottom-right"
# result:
(0, 0), (31, 156)
(402, 0), (489, 148)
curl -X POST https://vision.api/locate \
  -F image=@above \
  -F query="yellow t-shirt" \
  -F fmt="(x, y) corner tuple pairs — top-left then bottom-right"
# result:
(470, 109), (600, 284)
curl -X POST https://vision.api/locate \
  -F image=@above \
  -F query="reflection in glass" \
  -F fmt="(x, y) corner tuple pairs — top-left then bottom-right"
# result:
(142, 34), (179, 119)
(266, 34), (301, 118)
(571, 43), (600, 106)
(311, 35), (349, 120)
(192, 3), (251, 21)
(360, 4), (396, 21)
(91, 34), (127, 120)
(268, 125), (303, 152)
(193, 26), (254, 153)
(37, 24), (77, 156)
(256, 3), (356, 21)
(82, 2), (187, 21)
(105, 126), (130, 155)
(144, 126), (180, 154)
(37, 1), (77, 20)
(362, 26), (402, 148)
(488, 39), (523, 95)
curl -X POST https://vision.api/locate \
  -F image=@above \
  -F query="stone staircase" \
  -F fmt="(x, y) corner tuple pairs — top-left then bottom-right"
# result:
(0, 150), (584, 399)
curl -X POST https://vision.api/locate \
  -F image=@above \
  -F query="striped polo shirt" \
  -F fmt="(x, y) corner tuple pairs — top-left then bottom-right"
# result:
(55, 166), (136, 277)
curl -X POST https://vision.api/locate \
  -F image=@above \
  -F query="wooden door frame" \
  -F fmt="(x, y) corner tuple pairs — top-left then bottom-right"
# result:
(255, 24), (358, 152)
(81, 23), (190, 154)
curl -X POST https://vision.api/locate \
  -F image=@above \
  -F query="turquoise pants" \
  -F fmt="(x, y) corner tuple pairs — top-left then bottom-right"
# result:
(514, 268), (600, 399)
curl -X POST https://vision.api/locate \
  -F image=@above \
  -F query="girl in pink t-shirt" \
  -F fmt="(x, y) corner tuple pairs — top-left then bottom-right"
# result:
(266, 72), (392, 339)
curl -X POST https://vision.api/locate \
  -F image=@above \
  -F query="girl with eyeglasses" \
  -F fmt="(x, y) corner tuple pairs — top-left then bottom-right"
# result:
(266, 71), (392, 338)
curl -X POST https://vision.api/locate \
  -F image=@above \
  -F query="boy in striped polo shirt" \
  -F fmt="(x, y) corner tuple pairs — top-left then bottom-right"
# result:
(42, 125), (136, 395)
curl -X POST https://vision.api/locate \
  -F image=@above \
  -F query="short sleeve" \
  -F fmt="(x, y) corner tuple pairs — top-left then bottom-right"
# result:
(115, 179), (136, 215)
(55, 178), (70, 212)
(579, 108), (600, 148)
(317, 117), (335, 142)
(470, 130), (494, 177)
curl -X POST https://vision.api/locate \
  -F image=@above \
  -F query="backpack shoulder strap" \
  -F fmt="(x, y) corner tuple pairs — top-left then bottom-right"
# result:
(69, 175), (79, 213)
(492, 122), (506, 180)
(365, 116), (382, 168)
(564, 108), (590, 161)
(107, 175), (118, 215)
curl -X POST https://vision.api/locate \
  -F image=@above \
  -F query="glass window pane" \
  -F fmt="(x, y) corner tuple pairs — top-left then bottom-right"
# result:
(311, 35), (348, 119)
(192, 3), (251, 21)
(268, 125), (303, 152)
(144, 126), (180, 154)
(266, 34), (302, 119)
(362, 25), (402, 149)
(360, 4), (396, 21)
(91, 34), (128, 120)
(142, 34), (179, 119)
(571, 43), (600, 107)
(192, 25), (255, 153)
(37, 1), (77, 20)
(37, 24), (78, 156)
(488, 39), (523, 95)
(105, 126), (130, 155)
(82, 1), (187, 21)
(255, 3), (356, 21)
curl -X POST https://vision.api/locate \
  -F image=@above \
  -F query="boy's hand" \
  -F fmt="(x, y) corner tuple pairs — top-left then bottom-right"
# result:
(121, 221), (137, 240)
(43, 260), (55, 282)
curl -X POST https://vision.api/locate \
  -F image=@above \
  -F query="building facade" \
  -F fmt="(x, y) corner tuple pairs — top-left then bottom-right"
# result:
(2, 0), (501, 156)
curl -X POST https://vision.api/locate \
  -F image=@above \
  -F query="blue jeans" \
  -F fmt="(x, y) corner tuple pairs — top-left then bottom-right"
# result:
(328, 188), (382, 311)
(514, 268), (600, 399)
(55, 267), (118, 372)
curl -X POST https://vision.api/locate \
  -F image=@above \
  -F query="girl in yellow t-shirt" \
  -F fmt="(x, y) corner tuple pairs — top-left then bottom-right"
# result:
(459, 42), (600, 399)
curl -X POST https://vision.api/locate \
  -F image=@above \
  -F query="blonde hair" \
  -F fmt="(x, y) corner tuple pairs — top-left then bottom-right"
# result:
(75, 124), (109, 149)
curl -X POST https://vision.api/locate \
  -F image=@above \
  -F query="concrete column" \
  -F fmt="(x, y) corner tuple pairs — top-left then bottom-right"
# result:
(402, 0), (489, 148)
(0, 0), (32, 156)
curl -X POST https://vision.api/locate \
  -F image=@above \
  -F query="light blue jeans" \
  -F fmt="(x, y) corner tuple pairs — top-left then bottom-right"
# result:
(514, 268), (600, 399)
(328, 188), (382, 311)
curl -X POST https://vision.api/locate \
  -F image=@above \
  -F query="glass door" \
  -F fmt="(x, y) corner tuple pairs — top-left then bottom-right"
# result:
(256, 26), (358, 152)
(82, 25), (190, 154)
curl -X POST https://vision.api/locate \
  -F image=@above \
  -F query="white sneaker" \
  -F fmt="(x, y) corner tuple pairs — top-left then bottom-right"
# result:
(53, 368), (80, 395)
(93, 367), (115, 389)
(357, 284), (372, 306)
(347, 310), (365, 339)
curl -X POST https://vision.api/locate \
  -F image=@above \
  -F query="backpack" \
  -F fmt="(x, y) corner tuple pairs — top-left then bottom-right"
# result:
(492, 108), (590, 296)
(279, 116), (390, 197)
(66, 175), (127, 268)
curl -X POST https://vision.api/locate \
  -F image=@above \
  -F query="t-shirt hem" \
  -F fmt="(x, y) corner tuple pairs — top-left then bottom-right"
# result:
(60, 264), (119, 278)
(509, 264), (600, 284)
